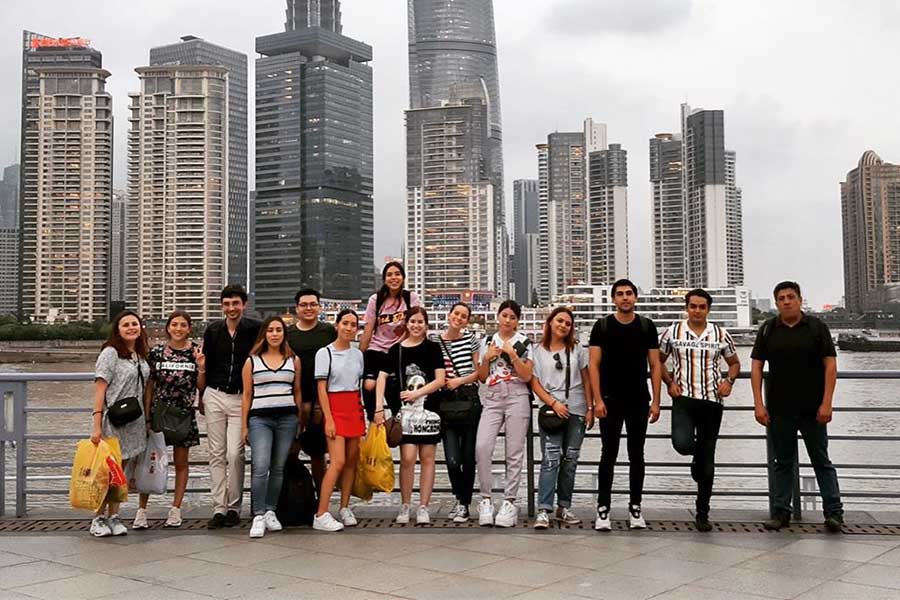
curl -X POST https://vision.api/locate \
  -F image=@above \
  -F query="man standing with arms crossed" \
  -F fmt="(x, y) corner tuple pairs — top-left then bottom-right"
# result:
(286, 289), (337, 494)
(201, 285), (261, 529)
(589, 279), (662, 531)
(659, 289), (740, 532)
(752, 281), (843, 532)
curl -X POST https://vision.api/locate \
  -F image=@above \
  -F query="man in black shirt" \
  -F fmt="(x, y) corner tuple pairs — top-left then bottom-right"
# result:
(200, 285), (261, 529)
(751, 281), (842, 532)
(285, 288), (337, 492)
(588, 279), (662, 531)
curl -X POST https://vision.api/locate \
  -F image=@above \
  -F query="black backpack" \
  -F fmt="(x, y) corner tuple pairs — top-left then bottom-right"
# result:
(276, 454), (317, 526)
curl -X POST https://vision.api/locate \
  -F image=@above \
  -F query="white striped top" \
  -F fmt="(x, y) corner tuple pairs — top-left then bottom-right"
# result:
(249, 354), (297, 415)
(659, 320), (737, 403)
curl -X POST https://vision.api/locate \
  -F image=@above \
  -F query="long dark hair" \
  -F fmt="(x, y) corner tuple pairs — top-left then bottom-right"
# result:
(103, 310), (150, 359)
(374, 261), (412, 320)
(541, 307), (576, 351)
(249, 317), (294, 358)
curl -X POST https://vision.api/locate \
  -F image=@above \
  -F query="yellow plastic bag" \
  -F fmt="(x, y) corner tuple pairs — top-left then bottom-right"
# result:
(105, 437), (128, 504)
(353, 425), (395, 500)
(69, 439), (112, 512)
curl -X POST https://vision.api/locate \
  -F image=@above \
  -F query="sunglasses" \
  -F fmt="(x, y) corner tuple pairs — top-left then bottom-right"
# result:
(553, 352), (563, 371)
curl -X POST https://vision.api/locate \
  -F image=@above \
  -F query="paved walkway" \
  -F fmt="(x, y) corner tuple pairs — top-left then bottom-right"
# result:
(3, 517), (900, 599)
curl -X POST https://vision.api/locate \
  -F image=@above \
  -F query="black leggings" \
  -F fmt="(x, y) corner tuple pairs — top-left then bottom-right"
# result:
(597, 398), (649, 508)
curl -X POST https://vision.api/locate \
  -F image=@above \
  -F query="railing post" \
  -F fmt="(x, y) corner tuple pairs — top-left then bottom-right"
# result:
(526, 406), (535, 518)
(15, 382), (27, 518)
(791, 446), (802, 522)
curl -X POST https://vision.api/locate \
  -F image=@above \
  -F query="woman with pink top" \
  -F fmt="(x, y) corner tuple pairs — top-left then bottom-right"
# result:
(359, 261), (420, 422)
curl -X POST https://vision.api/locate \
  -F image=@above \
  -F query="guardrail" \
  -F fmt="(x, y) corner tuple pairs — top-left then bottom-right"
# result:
(2, 371), (900, 519)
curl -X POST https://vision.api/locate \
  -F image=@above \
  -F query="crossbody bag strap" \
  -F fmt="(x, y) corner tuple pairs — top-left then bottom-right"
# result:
(565, 348), (570, 400)
(437, 336), (462, 377)
(326, 346), (333, 384)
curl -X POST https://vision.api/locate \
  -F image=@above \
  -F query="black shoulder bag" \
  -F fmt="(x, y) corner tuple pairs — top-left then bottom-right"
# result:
(538, 349), (569, 434)
(437, 337), (479, 426)
(107, 358), (145, 427)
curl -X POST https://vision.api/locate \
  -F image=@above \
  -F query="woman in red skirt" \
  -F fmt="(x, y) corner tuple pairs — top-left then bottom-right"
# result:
(312, 309), (366, 532)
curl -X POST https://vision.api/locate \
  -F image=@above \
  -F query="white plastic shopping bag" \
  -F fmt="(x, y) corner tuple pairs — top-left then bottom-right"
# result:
(126, 431), (168, 495)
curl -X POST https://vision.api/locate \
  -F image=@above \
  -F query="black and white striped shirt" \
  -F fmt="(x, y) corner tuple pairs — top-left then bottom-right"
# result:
(659, 321), (737, 403)
(431, 332), (480, 379)
(249, 355), (297, 416)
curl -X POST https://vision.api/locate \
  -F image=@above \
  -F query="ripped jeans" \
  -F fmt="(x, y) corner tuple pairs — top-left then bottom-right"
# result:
(537, 415), (586, 510)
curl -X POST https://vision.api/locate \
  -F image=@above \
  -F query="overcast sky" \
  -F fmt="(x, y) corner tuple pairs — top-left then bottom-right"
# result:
(2, 0), (898, 308)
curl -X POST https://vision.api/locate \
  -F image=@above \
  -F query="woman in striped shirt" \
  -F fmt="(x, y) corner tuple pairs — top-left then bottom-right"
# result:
(241, 316), (302, 538)
(433, 302), (482, 523)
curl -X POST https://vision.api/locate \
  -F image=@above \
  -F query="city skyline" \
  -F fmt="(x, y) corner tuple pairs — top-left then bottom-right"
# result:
(1, 1), (897, 307)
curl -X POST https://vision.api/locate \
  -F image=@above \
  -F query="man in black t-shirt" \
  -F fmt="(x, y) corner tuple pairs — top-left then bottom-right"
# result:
(285, 288), (337, 492)
(751, 281), (842, 532)
(588, 279), (662, 531)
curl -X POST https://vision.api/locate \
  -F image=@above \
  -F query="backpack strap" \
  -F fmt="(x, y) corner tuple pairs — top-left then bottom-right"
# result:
(326, 346), (333, 385)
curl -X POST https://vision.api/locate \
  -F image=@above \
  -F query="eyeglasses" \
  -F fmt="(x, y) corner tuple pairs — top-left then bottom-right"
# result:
(553, 352), (563, 371)
(297, 302), (320, 309)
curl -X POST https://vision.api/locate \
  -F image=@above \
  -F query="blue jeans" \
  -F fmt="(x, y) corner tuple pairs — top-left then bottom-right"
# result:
(248, 413), (298, 516)
(538, 415), (586, 510)
(770, 414), (843, 518)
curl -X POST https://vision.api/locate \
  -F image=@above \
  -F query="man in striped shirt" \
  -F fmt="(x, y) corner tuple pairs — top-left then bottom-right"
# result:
(659, 288), (740, 532)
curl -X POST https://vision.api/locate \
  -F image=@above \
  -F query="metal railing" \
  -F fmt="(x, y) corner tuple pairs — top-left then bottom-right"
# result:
(2, 371), (900, 519)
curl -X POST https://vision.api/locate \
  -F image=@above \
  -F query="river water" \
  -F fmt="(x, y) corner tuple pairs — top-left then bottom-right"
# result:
(3, 347), (900, 513)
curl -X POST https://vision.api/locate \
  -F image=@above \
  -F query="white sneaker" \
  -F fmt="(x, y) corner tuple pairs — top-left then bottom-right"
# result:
(107, 515), (128, 536)
(557, 507), (581, 525)
(447, 501), (461, 520)
(264, 510), (283, 532)
(340, 507), (357, 527)
(249, 515), (266, 538)
(90, 516), (112, 537)
(478, 499), (494, 527)
(594, 506), (612, 531)
(165, 506), (182, 528)
(453, 504), (470, 523)
(534, 509), (550, 530)
(396, 504), (410, 524)
(131, 508), (149, 530)
(313, 512), (344, 532)
(416, 505), (431, 525)
(494, 500), (518, 528)
(629, 504), (647, 529)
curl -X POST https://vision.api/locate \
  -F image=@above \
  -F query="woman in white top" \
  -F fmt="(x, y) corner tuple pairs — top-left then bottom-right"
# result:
(312, 309), (366, 532)
(241, 317), (301, 538)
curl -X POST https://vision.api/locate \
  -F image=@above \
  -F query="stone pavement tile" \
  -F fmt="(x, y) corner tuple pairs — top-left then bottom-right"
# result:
(451, 533), (581, 558)
(462, 557), (588, 588)
(105, 556), (234, 584)
(840, 563), (900, 590)
(795, 581), (900, 600)
(649, 584), (771, 599)
(393, 574), (530, 600)
(0, 536), (101, 560)
(232, 578), (400, 600)
(571, 532), (677, 554)
(0, 591), (39, 600)
(778, 538), (893, 562)
(517, 541), (636, 570)
(254, 549), (368, 582)
(604, 554), (726, 586)
(319, 562), (444, 594)
(735, 551), (862, 579)
(388, 547), (506, 573)
(671, 532), (794, 552)
(873, 546), (900, 567)
(11, 572), (150, 600)
(187, 541), (298, 566)
(644, 540), (766, 566)
(53, 542), (171, 571)
(95, 585), (220, 600)
(167, 566), (299, 599)
(0, 552), (34, 569)
(531, 571), (676, 599)
(263, 531), (437, 558)
(137, 534), (246, 556)
(0, 561), (82, 589)
(691, 566), (824, 599)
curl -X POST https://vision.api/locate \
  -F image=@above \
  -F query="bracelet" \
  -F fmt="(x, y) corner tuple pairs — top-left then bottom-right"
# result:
(92, 410), (102, 416)
(198, 369), (206, 374)
(375, 409), (384, 414)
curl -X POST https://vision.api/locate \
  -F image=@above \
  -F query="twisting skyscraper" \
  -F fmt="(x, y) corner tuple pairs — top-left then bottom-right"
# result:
(407, 0), (507, 297)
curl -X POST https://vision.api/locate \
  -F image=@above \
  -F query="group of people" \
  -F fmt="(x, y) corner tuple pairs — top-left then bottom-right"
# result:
(86, 264), (844, 538)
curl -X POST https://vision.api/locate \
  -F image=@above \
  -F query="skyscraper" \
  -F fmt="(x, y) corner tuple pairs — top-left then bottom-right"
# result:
(286, 0), (342, 32)
(0, 165), (19, 316)
(150, 36), (248, 288)
(841, 151), (900, 313)
(649, 133), (685, 287)
(110, 190), (126, 303)
(536, 143), (550, 303)
(512, 179), (539, 305)
(126, 65), (229, 322)
(587, 143), (629, 284)
(408, 0), (507, 296)
(725, 150), (744, 286)
(255, 0), (374, 314)
(0, 165), (19, 229)
(19, 33), (111, 322)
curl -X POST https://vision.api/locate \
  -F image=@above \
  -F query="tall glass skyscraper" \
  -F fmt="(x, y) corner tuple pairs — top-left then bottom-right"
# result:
(254, 0), (374, 314)
(407, 0), (507, 296)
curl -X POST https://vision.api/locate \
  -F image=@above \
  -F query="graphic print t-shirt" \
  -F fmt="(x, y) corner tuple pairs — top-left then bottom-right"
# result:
(480, 332), (533, 387)
(148, 343), (198, 408)
(383, 339), (444, 412)
(364, 292), (422, 353)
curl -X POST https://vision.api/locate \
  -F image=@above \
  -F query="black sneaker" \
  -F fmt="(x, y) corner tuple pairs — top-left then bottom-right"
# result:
(763, 513), (790, 531)
(695, 514), (713, 533)
(224, 510), (241, 527)
(824, 515), (844, 533)
(207, 512), (226, 530)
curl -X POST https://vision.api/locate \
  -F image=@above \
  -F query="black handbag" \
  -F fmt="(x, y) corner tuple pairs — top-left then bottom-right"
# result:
(437, 337), (478, 426)
(107, 359), (145, 427)
(538, 348), (569, 434)
(152, 403), (194, 446)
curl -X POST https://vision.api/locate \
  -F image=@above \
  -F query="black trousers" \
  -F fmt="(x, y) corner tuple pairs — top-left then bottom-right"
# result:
(597, 398), (649, 508)
(442, 406), (481, 505)
(671, 396), (723, 517)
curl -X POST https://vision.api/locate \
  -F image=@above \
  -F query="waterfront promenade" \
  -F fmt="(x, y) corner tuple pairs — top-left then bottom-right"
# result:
(4, 506), (900, 599)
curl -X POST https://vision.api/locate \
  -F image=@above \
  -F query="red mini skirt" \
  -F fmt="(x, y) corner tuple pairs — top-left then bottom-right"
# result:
(329, 390), (366, 439)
